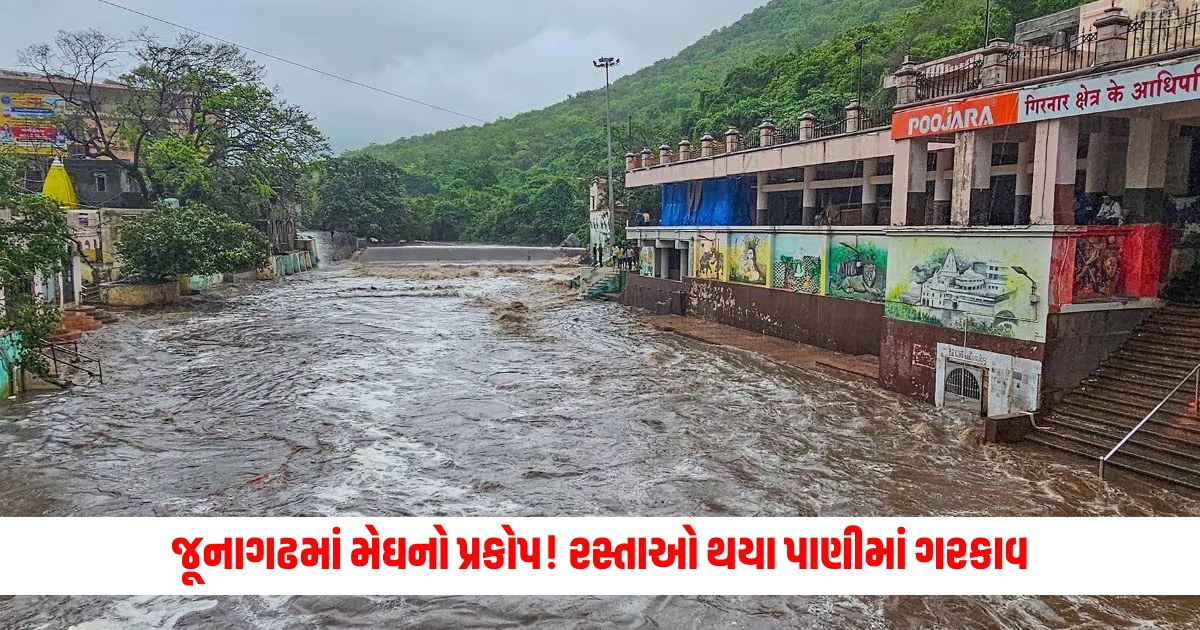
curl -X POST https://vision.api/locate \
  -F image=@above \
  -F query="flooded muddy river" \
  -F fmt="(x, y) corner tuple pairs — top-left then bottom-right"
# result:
(1, 253), (1198, 628)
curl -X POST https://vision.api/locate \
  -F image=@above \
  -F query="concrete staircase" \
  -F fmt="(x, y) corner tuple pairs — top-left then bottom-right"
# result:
(49, 305), (115, 345)
(1028, 303), (1200, 491)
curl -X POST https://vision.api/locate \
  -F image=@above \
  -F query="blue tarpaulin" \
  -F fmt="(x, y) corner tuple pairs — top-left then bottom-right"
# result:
(660, 177), (752, 227)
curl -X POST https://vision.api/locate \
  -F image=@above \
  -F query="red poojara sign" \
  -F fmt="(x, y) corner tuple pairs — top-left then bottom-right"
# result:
(891, 92), (1020, 140)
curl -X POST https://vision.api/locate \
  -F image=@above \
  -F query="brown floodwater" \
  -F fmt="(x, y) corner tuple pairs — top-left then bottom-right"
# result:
(0, 247), (1198, 629)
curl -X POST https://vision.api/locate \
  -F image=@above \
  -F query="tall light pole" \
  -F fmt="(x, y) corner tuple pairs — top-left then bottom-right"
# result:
(983, 0), (992, 47)
(593, 56), (619, 246)
(854, 38), (867, 106)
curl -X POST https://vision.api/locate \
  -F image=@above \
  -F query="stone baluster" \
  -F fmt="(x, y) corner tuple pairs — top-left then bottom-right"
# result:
(625, 152), (637, 171)
(659, 143), (672, 164)
(799, 111), (816, 141)
(844, 101), (863, 133)
(892, 57), (921, 106)
(980, 38), (1013, 87)
(700, 134), (715, 157)
(640, 147), (653, 168)
(1095, 7), (1132, 65)
(725, 127), (742, 152)
(759, 119), (775, 147)
(678, 139), (692, 160)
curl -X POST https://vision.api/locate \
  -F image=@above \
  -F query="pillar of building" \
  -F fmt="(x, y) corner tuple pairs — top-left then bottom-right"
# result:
(657, 247), (669, 279)
(1014, 140), (1033, 225)
(1031, 118), (1080, 224)
(1125, 117), (1171, 222)
(756, 171), (769, 226)
(640, 148), (653, 168)
(659, 144), (672, 164)
(625, 152), (637, 170)
(931, 150), (953, 225)
(952, 129), (993, 226)
(1168, 131), (1193, 195)
(891, 138), (929, 225)
(759, 119), (775, 148)
(1083, 122), (1109, 209)
(678, 139), (692, 161)
(861, 158), (878, 225)
(1095, 7), (1132, 65)
(845, 101), (863, 134)
(802, 165), (818, 225)
(892, 57), (921, 106)
(799, 111), (816, 141)
(700, 135), (715, 158)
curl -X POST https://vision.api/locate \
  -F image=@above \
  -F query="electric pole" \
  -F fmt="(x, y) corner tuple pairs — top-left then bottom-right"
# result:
(593, 56), (619, 246)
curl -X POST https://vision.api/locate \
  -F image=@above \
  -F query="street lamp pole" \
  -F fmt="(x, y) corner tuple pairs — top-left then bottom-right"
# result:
(594, 56), (619, 246)
(983, 0), (992, 47)
(854, 38), (867, 105)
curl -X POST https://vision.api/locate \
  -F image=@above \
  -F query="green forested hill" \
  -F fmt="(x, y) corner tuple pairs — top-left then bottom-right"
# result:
(348, 0), (1082, 245)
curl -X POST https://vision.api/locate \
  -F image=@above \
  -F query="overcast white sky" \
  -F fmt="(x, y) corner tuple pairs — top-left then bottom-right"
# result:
(0, 0), (769, 151)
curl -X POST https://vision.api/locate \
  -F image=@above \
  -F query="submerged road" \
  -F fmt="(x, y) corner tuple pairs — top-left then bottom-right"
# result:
(0, 256), (1198, 628)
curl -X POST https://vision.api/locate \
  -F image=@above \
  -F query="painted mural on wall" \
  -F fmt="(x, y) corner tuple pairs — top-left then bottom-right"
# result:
(826, 235), (887, 302)
(727, 233), (770, 286)
(771, 234), (825, 295)
(1073, 235), (1122, 300)
(639, 246), (654, 277)
(692, 231), (727, 281)
(885, 236), (1051, 342)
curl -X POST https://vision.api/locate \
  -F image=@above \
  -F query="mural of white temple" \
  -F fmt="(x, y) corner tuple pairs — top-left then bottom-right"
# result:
(918, 249), (1015, 316)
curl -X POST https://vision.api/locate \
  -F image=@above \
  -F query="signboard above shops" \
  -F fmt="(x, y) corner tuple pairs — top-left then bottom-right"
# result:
(891, 54), (1200, 139)
(1019, 55), (1200, 121)
(892, 92), (1019, 140)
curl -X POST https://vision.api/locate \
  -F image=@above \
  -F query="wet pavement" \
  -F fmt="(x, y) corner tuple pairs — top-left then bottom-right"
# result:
(1, 254), (1199, 628)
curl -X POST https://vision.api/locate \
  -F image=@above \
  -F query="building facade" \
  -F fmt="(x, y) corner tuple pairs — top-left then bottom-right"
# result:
(622, 0), (1200, 422)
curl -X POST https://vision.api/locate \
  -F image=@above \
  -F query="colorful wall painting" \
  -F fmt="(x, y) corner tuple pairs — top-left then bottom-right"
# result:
(826, 234), (887, 302)
(639, 246), (655, 277)
(771, 234), (826, 295)
(691, 230), (727, 281)
(727, 233), (771, 286)
(1049, 225), (1170, 305)
(884, 235), (1052, 342)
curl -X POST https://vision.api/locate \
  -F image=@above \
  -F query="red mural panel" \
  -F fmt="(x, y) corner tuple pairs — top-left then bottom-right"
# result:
(1049, 225), (1171, 306)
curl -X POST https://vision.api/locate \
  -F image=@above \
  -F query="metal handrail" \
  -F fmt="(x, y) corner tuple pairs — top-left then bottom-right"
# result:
(1098, 361), (1200, 478)
(36, 339), (104, 384)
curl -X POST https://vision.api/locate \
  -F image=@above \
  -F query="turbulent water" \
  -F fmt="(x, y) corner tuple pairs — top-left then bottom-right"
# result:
(1, 246), (1199, 628)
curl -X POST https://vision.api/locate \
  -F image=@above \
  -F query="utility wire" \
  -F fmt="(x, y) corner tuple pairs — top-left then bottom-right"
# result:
(93, 0), (488, 124)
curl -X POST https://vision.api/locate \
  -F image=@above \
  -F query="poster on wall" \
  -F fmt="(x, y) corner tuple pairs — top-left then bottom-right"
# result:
(826, 235), (887, 302)
(0, 93), (67, 155)
(726, 233), (770, 286)
(771, 234), (826, 295)
(885, 236), (1052, 342)
(691, 231), (726, 281)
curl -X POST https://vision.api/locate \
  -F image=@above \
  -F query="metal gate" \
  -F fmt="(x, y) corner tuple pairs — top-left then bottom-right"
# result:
(944, 362), (984, 413)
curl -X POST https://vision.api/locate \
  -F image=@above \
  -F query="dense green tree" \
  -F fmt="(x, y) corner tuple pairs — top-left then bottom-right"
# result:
(118, 202), (270, 282)
(309, 155), (418, 242)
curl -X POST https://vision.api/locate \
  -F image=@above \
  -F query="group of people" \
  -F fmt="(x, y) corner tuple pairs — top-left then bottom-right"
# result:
(590, 243), (640, 271)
